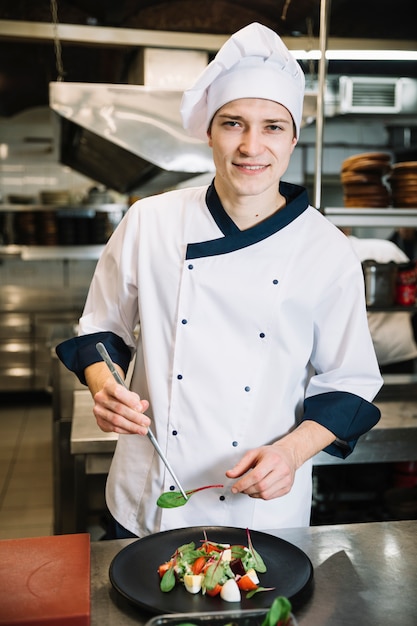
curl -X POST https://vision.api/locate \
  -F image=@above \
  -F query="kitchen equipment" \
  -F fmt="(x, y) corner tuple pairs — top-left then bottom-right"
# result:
(362, 260), (398, 306)
(96, 342), (188, 501)
(83, 186), (114, 205)
(109, 526), (313, 614)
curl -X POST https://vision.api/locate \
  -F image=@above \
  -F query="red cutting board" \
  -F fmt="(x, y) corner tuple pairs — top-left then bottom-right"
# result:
(0, 533), (90, 625)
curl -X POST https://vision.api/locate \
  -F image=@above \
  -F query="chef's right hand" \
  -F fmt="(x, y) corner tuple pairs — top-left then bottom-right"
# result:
(85, 362), (150, 435)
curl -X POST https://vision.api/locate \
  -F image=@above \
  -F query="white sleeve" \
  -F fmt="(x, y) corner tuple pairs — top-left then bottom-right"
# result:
(79, 207), (140, 351)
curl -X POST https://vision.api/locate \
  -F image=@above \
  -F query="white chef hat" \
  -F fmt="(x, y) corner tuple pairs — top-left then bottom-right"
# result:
(181, 22), (305, 141)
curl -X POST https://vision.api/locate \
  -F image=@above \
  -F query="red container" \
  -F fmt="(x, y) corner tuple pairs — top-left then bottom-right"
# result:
(395, 262), (417, 306)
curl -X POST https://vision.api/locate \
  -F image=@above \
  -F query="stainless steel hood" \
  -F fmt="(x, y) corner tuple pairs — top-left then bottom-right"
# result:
(49, 81), (215, 194)
(49, 75), (417, 195)
(49, 81), (319, 195)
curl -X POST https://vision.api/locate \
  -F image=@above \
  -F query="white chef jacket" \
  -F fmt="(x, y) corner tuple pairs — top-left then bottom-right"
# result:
(57, 181), (382, 536)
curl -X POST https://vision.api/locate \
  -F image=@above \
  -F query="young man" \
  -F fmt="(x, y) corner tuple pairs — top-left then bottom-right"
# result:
(57, 23), (382, 538)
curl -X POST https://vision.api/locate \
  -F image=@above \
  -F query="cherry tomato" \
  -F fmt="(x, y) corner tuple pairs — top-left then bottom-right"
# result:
(191, 556), (206, 575)
(237, 572), (259, 591)
(206, 583), (222, 596)
(202, 542), (222, 553)
(157, 560), (173, 578)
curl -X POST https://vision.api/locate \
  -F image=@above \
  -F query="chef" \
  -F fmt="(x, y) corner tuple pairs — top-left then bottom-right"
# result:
(56, 22), (382, 539)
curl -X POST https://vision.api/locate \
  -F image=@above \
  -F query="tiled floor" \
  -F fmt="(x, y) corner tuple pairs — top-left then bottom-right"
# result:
(0, 392), (54, 539)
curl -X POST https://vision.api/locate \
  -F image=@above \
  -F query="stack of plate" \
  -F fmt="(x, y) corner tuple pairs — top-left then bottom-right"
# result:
(7, 194), (36, 204)
(340, 152), (392, 208)
(389, 162), (417, 208)
(40, 190), (71, 205)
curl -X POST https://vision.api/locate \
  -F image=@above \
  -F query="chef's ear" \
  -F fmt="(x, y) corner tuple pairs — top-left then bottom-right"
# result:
(207, 124), (213, 146)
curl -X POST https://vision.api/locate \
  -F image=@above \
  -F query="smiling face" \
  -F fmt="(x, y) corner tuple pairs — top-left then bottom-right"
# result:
(208, 98), (297, 210)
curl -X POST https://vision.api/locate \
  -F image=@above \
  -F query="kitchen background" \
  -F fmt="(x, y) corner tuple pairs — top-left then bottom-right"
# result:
(0, 0), (416, 539)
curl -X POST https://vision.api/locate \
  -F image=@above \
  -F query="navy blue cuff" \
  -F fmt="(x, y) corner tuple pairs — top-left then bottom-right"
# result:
(303, 391), (381, 459)
(55, 331), (132, 386)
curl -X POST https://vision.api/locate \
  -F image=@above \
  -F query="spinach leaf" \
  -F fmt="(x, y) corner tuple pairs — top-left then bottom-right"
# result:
(157, 491), (187, 508)
(260, 596), (292, 626)
(160, 567), (176, 592)
(157, 484), (224, 508)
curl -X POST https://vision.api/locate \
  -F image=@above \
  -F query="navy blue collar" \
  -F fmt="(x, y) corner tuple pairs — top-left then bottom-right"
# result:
(186, 180), (310, 260)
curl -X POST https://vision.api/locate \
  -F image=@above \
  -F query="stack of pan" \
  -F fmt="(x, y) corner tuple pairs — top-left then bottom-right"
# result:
(388, 162), (417, 208)
(340, 152), (392, 208)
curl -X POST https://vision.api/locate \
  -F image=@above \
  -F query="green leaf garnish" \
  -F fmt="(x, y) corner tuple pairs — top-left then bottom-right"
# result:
(203, 558), (229, 590)
(156, 484), (224, 508)
(231, 545), (247, 559)
(246, 586), (276, 599)
(260, 596), (292, 626)
(246, 528), (267, 573)
(157, 492), (188, 508)
(160, 567), (176, 592)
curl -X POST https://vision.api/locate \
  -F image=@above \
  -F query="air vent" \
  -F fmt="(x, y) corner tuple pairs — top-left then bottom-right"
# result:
(338, 76), (411, 114)
(352, 81), (396, 108)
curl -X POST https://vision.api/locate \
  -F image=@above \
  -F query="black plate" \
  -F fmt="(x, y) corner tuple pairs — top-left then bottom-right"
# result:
(109, 526), (313, 615)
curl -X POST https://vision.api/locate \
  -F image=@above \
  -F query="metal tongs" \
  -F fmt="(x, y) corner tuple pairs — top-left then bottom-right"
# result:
(96, 342), (188, 501)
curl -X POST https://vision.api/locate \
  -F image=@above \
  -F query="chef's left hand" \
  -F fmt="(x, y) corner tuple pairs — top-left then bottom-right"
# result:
(225, 443), (296, 500)
(225, 420), (336, 500)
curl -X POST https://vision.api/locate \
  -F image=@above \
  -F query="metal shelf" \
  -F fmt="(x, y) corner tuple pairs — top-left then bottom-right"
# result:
(0, 203), (127, 251)
(0, 245), (104, 260)
(367, 305), (417, 312)
(0, 203), (127, 213)
(323, 207), (417, 228)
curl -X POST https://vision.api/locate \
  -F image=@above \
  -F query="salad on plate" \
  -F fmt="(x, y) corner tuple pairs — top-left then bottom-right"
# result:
(157, 529), (275, 602)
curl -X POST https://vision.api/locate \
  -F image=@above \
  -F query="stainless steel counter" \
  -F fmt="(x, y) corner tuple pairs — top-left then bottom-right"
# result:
(90, 520), (417, 626)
